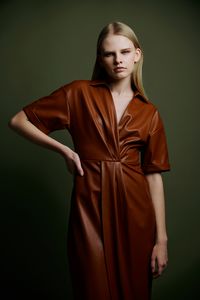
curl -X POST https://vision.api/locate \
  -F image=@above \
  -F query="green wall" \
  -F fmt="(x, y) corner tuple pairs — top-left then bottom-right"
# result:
(1, 0), (199, 299)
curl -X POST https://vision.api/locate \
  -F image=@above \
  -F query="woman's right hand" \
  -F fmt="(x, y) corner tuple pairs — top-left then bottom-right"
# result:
(63, 148), (84, 176)
(9, 110), (84, 177)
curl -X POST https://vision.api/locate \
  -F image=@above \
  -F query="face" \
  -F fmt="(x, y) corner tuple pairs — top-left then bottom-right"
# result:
(100, 34), (141, 81)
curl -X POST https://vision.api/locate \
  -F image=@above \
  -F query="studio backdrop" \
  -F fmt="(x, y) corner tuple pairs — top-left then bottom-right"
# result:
(1, 0), (199, 299)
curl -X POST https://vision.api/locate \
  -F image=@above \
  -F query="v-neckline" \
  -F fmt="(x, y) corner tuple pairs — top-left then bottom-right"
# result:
(107, 87), (136, 128)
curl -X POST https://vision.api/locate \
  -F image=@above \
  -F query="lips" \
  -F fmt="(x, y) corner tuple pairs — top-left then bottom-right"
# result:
(113, 67), (126, 72)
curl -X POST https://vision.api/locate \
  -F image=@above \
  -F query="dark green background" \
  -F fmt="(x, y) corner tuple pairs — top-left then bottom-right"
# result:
(1, 0), (199, 299)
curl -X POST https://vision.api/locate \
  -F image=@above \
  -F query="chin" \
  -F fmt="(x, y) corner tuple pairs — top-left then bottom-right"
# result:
(113, 73), (130, 80)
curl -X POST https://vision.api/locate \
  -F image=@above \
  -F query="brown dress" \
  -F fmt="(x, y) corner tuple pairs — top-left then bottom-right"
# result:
(23, 80), (170, 300)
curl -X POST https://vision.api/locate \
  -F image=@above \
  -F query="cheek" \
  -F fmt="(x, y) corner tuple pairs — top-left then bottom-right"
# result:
(127, 56), (135, 67)
(130, 53), (136, 61)
(101, 59), (112, 69)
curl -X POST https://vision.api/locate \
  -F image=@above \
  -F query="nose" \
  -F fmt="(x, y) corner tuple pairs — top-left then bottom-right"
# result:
(114, 53), (122, 65)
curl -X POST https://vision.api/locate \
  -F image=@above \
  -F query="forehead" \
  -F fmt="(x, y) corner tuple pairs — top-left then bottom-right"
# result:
(101, 34), (134, 50)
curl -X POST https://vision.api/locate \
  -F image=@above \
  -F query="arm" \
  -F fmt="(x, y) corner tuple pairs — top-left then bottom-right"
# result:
(8, 110), (84, 176)
(145, 172), (168, 278)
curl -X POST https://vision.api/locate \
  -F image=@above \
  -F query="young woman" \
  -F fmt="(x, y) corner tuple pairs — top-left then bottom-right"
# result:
(9, 21), (170, 300)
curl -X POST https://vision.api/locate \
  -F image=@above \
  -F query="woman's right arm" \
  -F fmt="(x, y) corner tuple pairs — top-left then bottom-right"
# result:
(8, 110), (84, 176)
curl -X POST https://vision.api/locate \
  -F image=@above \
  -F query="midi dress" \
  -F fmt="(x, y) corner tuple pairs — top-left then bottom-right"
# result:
(23, 79), (170, 300)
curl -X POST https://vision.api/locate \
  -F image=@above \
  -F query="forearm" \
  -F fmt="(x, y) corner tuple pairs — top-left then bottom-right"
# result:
(145, 173), (168, 244)
(8, 110), (71, 157)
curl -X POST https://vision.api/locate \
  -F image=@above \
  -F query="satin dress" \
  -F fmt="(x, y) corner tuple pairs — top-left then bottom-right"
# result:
(23, 80), (170, 300)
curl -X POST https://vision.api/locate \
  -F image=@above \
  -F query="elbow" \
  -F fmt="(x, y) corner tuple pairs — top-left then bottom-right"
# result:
(145, 172), (162, 184)
(8, 115), (16, 130)
(145, 172), (162, 179)
(8, 110), (27, 131)
(8, 114), (19, 130)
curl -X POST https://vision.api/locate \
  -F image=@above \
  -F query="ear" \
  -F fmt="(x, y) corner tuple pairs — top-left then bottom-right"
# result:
(134, 48), (142, 63)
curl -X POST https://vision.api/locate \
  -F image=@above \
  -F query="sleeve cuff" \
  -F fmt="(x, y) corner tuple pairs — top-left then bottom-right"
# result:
(142, 163), (171, 174)
(23, 107), (50, 135)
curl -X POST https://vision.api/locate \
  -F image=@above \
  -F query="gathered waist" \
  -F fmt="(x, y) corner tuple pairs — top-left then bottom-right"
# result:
(80, 157), (139, 164)
(79, 156), (144, 175)
(78, 148), (143, 173)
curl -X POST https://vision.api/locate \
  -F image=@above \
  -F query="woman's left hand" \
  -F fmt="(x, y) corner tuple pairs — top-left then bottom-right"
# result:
(151, 241), (168, 279)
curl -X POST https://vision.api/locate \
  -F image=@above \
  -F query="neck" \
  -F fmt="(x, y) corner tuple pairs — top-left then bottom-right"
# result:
(107, 77), (133, 95)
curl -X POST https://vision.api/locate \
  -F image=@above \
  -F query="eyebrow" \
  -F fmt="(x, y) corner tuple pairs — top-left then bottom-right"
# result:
(102, 48), (132, 54)
(121, 48), (132, 50)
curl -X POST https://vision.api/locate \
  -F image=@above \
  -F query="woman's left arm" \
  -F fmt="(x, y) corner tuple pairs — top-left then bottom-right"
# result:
(146, 172), (168, 278)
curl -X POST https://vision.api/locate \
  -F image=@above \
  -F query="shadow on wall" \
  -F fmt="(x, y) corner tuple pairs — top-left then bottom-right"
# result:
(1, 165), (73, 300)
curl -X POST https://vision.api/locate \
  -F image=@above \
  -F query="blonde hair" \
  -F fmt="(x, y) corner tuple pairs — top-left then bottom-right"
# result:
(91, 21), (148, 100)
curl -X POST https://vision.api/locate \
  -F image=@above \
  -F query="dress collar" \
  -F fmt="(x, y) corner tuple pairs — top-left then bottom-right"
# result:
(89, 80), (148, 103)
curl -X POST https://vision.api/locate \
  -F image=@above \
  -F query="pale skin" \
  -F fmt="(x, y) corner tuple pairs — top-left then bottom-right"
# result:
(9, 33), (167, 279)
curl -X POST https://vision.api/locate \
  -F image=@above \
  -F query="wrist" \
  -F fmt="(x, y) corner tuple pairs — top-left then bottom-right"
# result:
(156, 236), (168, 245)
(59, 145), (72, 158)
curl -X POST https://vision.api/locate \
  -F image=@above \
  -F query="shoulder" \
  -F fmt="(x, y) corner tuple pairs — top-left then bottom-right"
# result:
(135, 96), (164, 130)
(145, 99), (165, 121)
(146, 100), (164, 125)
(145, 100), (158, 113)
(60, 80), (99, 105)
(143, 99), (166, 132)
(136, 94), (158, 115)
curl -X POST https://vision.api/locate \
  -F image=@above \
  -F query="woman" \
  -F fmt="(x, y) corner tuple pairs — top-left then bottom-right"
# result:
(9, 21), (170, 300)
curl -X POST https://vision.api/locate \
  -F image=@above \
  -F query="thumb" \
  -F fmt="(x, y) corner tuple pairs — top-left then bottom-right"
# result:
(151, 254), (156, 273)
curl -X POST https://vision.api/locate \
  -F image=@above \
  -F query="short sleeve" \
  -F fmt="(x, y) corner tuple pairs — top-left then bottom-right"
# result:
(23, 86), (70, 134)
(141, 109), (171, 174)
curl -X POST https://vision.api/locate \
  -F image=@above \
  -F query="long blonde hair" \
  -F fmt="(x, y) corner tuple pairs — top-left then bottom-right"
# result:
(91, 21), (148, 100)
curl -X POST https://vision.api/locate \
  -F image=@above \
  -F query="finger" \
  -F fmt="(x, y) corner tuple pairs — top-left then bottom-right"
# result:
(152, 272), (160, 279)
(75, 159), (84, 176)
(158, 263), (166, 276)
(153, 264), (162, 279)
(152, 264), (160, 279)
(77, 164), (84, 176)
(151, 254), (156, 272)
(158, 265), (163, 276)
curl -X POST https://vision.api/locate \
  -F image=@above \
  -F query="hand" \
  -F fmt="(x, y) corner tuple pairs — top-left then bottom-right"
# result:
(63, 148), (84, 176)
(151, 241), (168, 279)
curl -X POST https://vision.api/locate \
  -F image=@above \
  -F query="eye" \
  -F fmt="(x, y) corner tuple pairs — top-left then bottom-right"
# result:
(121, 50), (130, 54)
(103, 52), (113, 57)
